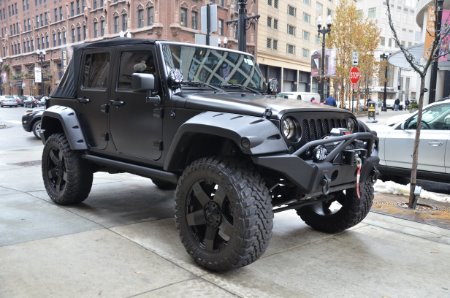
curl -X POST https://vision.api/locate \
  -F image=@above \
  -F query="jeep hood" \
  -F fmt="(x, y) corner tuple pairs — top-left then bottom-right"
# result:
(182, 93), (351, 118)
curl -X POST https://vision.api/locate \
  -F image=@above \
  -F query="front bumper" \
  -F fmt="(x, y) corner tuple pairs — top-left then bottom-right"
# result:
(252, 132), (379, 196)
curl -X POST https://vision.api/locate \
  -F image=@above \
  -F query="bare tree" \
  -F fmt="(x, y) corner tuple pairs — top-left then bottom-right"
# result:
(386, 0), (450, 208)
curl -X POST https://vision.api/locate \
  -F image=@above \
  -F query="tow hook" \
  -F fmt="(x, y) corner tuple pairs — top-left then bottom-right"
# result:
(370, 168), (380, 183)
(355, 156), (362, 199)
(321, 176), (331, 195)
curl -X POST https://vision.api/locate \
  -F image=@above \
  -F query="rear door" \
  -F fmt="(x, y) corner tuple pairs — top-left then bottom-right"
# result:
(108, 47), (163, 161)
(77, 50), (112, 150)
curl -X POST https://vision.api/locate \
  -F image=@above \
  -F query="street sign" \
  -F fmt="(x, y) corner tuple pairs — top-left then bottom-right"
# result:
(350, 66), (360, 84)
(34, 67), (42, 83)
(352, 51), (359, 66)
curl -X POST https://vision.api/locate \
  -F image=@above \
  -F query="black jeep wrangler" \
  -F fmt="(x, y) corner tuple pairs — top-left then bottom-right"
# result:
(41, 38), (379, 271)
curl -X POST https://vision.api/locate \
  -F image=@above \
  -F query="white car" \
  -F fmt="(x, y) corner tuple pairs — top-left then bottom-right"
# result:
(0, 95), (19, 107)
(376, 99), (450, 183)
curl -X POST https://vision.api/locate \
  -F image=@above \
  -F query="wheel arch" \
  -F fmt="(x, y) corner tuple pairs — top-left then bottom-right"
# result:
(41, 105), (88, 150)
(164, 112), (288, 172)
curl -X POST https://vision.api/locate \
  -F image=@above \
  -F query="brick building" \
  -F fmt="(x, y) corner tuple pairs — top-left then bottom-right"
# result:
(0, 0), (257, 96)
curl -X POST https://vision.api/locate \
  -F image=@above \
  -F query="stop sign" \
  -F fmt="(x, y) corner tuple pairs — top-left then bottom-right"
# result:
(350, 66), (361, 84)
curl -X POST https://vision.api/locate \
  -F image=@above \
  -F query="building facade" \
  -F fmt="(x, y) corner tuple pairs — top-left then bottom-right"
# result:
(257, 0), (336, 93)
(0, 0), (258, 96)
(355, 0), (422, 104)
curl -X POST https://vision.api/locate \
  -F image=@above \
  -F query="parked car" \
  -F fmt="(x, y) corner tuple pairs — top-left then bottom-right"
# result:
(23, 96), (40, 108)
(277, 91), (321, 102)
(0, 95), (19, 107)
(376, 99), (450, 183)
(22, 107), (45, 139)
(39, 38), (378, 271)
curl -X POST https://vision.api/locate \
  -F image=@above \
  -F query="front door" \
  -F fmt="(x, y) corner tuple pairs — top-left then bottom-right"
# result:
(109, 48), (163, 161)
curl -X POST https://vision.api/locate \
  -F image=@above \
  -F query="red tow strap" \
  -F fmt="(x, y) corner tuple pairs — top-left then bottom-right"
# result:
(356, 157), (362, 199)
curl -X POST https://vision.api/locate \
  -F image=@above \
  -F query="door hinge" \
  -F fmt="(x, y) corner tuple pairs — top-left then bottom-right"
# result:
(104, 132), (109, 141)
(100, 104), (110, 113)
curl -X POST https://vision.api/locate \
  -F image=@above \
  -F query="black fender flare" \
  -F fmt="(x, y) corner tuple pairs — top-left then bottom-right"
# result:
(164, 112), (288, 170)
(41, 105), (88, 150)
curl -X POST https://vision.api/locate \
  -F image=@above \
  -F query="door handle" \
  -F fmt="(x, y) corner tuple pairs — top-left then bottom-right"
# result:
(109, 99), (125, 107)
(428, 141), (444, 147)
(77, 97), (90, 104)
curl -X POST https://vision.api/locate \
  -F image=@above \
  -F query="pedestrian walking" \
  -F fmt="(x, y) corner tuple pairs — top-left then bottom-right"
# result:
(394, 98), (400, 111)
(325, 95), (337, 107)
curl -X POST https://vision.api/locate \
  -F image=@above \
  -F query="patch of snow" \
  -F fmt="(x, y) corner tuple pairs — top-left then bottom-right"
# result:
(374, 180), (450, 204)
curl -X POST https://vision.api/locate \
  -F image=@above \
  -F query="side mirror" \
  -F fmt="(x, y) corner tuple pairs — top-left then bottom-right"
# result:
(132, 73), (155, 92)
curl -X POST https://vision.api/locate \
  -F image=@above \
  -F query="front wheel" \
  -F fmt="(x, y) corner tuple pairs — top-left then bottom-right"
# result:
(175, 157), (273, 271)
(296, 180), (374, 233)
(42, 133), (93, 205)
(32, 120), (42, 139)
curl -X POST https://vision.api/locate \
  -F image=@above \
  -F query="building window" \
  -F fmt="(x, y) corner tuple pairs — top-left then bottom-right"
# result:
(316, 2), (323, 16)
(273, 39), (278, 50)
(93, 21), (98, 37)
(388, 38), (392, 47)
(44, 12), (48, 25)
(114, 16), (119, 33)
(83, 25), (86, 39)
(122, 13), (127, 31)
(46, 35), (49, 47)
(99, 0), (103, 7)
(54, 8), (58, 22)
(303, 0), (310, 5)
(303, 30), (310, 41)
(267, 16), (272, 27)
(42, 36), (45, 48)
(70, 2), (74, 17)
(287, 24), (296, 36)
(274, 0), (278, 8)
(77, 26), (81, 41)
(192, 11), (198, 30)
(368, 7), (376, 19)
(380, 36), (385, 46)
(76, 0), (80, 15)
(218, 19), (224, 35)
(147, 7), (154, 26)
(71, 28), (75, 42)
(137, 9), (144, 28)
(273, 19), (278, 29)
(287, 44), (295, 54)
(287, 5), (296, 16)
(101, 20), (105, 36)
(180, 7), (187, 27)
(63, 31), (66, 44)
(59, 7), (63, 20)
(93, 0), (97, 9)
(266, 38), (272, 48)
(302, 48), (310, 57)
(327, 8), (333, 17)
(303, 12), (311, 23)
(53, 33), (56, 47)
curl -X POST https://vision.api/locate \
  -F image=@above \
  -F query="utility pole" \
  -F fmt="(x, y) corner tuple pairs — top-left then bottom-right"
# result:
(227, 0), (259, 52)
(429, 0), (444, 104)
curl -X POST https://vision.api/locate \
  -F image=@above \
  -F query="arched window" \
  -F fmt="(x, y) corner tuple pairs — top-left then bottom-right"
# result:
(147, 6), (154, 26)
(93, 18), (98, 38)
(137, 6), (144, 28)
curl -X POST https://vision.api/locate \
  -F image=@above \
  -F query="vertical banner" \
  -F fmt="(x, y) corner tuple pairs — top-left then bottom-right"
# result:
(35, 67), (42, 83)
(439, 10), (450, 62)
(424, 5), (436, 59)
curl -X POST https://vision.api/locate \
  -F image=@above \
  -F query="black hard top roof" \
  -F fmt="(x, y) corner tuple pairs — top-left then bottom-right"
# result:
(75, 37), (156, 50)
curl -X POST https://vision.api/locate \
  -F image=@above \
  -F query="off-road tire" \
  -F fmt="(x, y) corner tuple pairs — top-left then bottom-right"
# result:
(152, 178), (176, 190)
(296, 180), (374, 233)
(42, 133), (93, 205)
(32, 120), (42, 139)
(175, 157), (273, 271)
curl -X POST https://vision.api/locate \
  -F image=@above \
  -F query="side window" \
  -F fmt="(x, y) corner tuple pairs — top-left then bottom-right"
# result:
(118, 51), (155, 89)
(82, 52), (110, 89)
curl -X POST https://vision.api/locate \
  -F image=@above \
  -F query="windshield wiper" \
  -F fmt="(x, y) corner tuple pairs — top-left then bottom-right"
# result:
(219, 83), (262, 94)
(180, 81), (223, 92)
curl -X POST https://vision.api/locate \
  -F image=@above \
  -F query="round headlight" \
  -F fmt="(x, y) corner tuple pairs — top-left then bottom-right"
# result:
(282, 117), (297, 140)
(347, 118), (357, 133)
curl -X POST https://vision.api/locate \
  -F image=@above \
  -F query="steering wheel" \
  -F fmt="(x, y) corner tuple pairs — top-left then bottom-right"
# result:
(421, 120), (430, 129)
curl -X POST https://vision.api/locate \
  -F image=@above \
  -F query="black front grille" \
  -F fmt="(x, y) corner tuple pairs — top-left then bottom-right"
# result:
(302, 118), (347, 143)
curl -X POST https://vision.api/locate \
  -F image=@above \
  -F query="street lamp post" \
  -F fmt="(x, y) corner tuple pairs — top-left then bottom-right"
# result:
(36, 49), (46, 97)
(317, 15), (332, 103)
(0, 58), (3, 96)
(380, 53), (389, 112)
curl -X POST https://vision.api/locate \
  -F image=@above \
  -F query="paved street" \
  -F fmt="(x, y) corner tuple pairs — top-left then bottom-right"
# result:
(1, 107), (450, 297)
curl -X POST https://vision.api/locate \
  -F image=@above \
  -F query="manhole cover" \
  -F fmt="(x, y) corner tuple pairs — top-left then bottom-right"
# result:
(397, 202), (435, 211)
(9, 160), (41, 167)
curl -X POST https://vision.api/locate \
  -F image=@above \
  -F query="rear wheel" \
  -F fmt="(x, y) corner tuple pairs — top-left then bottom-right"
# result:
(296, 180), (374, 233)
(175, 157), (273, 271)
(42, 133), (93, 205)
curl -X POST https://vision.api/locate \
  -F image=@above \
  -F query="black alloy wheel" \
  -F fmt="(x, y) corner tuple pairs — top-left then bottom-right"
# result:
(175, 157), (273, 271)
(42, 133), (93, 205)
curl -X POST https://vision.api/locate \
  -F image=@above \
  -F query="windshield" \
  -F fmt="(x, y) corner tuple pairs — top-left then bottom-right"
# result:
(161, 43), (265, 93)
